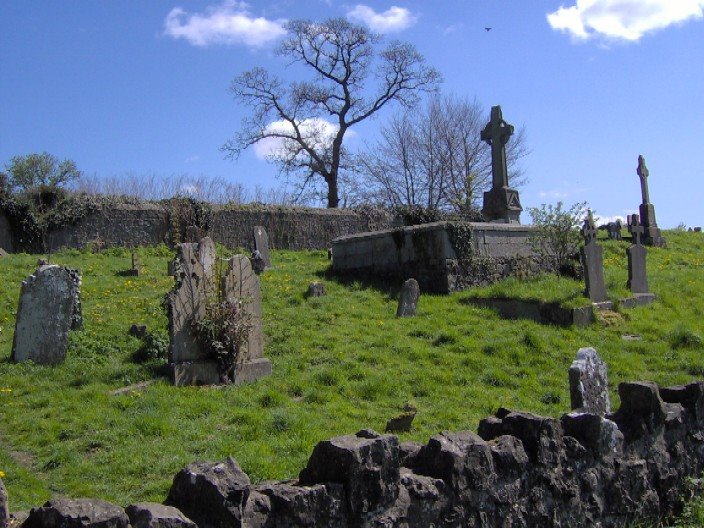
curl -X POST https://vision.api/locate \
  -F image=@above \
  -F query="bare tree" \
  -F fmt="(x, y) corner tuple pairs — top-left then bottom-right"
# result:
(357, 94), (529, 214)
(223, 17), (441, 208)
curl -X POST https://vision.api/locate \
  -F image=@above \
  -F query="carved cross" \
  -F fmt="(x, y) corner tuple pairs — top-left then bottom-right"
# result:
(628, 214), (644, 245)
(637, 155), (650, 205)
(581, 210), (597, 244)
(481, 105), (514, 190)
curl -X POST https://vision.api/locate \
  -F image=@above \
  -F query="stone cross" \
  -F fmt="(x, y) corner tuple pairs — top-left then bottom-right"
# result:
(637, 155), (650, 205)
(626, 214), (649, 294)
(481, 105), (514, 190)
(580, 211), (608, 303)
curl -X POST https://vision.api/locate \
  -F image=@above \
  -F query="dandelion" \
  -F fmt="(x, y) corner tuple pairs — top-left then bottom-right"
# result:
(0, 388), (11, 393)
(0, 470), (5, 478)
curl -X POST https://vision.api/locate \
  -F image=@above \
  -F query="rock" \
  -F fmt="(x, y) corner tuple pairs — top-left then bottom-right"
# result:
(307, 282), (326, 298)
(165, 457), (250, 528)
(396, 278), (420, 317)
(568, 347), (611, 416)
(385, 404), (417, 433)
(299, 430), (400, 518)
(125, 503), (196, 528)
(611, 381), (667, 442)
(11, 265), (82, 365)
(0, 478), (8, 527)
(0, 248), (7, 257)
(23, 498), (129, 528)
(128, 324), (147, 338)
(561, 412), (623, 457)
(410, 431), (494, 493)
(248, 483), (347, 527)
(660, 381), (704, 423)
(488, 435), (529, 476)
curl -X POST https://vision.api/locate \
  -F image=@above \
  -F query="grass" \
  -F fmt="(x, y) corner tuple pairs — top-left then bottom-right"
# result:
(0, 230), (703, 516)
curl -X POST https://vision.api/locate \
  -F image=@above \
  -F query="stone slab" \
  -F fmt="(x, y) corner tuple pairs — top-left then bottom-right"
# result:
(467, 298), (595, 327)
(397, 279), (420, 317)
(253, 226), (271, 268)
(619, 293), (656, 308)
(568, 347), (610, 416)
(172, 361), (221, 387)
(223, 255), (264, 362)
(233, 358), (272, 385)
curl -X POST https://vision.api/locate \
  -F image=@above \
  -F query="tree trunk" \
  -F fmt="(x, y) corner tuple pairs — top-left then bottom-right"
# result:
(326, 177), (339, 208)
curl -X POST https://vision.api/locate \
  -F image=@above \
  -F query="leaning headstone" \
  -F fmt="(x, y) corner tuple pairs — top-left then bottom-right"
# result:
(307, 282), (326, 297)
(253, 226), (271, 269)
(221, 255), (272, 384)
(580, 212), (608, 303)
(626, 214), (649, 294)
(636, 155), (666, 247)
(12, 265), (82, 365)
(568, 347), (610, 416)
(396, 278), (420, 317)
(480, 105), (522, 223)
(167, 237), (220, 386)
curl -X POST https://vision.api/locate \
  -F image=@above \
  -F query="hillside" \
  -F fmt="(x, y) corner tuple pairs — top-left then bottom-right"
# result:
(0, 230), (703, 513)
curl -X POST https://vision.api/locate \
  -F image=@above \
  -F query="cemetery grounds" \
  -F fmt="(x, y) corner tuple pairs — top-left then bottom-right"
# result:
(0, 230), (703, 524)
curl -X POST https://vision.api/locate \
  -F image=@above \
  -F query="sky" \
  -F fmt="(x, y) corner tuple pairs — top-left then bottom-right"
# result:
(2, 0), (704, 228)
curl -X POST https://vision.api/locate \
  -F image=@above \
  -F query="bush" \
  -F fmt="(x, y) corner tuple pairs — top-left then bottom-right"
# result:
(133, 330), (169, 362)
(528, 201), (588, 277)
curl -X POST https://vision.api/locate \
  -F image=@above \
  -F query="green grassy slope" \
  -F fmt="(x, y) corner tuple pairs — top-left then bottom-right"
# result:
(0, 231), (702, 513)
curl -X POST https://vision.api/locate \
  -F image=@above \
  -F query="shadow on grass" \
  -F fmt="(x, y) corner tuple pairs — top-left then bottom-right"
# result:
(316, 266), (403, 302)
(461, 292), (591, 327)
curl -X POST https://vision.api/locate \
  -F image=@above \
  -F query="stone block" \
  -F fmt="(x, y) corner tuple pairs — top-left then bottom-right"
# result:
(24, 498), (129, 528)
(166, 457), (250, 528)
(233, 358), (272, 385)
(171, 361), (220, 387)
(125, 503), (196, 528)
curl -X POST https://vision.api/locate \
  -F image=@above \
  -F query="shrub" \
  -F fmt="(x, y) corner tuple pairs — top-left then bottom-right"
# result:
(528, 201), (588, 277)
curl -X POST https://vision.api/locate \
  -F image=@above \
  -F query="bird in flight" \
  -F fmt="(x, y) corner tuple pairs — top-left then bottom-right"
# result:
(485, 27), (492, 32)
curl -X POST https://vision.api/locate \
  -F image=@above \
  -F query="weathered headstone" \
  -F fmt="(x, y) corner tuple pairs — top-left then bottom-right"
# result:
(221, 255), (272, 384)
(12, 265), (82, 365)
(605, 220), (622, 240)
(307, 282), (326, 297)
(636, 155), (666, 247)
(119, 253), (139, 276)
(168, 237), (220, 386)
(0, 477), (8, 528)
(253, 226), (271, 269)
(480, 105), (522, 223)
(580, 212), (608, 303)
(568, 347), (610, 416)
(626, 214), (649, 294)
(396, 278), (420, 317)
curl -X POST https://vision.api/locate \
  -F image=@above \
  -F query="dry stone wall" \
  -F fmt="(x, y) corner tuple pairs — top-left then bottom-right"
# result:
(2, 204), (394, 253)
(5, 377), (704, 527)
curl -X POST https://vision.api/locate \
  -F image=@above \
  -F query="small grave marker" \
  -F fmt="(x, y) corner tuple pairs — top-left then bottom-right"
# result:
(253, 226), (271, 269)
(626, 214), (649, 294)
(307, 282), (326, 297)
(396, 278), (420, 317)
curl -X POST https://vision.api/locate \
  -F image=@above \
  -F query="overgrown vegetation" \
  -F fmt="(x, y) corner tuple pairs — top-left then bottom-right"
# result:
(0, 230), (702, 525)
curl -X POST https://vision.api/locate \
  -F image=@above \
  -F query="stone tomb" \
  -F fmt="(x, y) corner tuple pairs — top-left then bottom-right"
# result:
(167, 237), (270, 386)
(11, 265), (82, 365)
(332, 221), (536, 294)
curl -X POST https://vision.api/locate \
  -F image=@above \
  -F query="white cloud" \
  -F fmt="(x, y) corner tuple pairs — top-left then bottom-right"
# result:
(346, 5), (418, 33)
(594, 214), (626, 227)
(164, 1), (287, 48)
(253, 118), (342, 160)
(547, 0), (704, 41)
(539, 190), (569, 199)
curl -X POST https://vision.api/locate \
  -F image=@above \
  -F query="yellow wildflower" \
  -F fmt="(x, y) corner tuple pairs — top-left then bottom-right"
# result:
(0, 470), (5, 478)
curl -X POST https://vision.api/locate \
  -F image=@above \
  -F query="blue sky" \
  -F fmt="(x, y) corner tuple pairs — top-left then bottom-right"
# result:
(2, 1), (703, 227)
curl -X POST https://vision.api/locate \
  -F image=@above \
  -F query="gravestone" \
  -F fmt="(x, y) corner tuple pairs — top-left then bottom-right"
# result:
(253, 226), (271, 269)
(0, 248), (7, 257)
(168, 237), (220, 386)
(184, 225), (201, 243)
(307, 282), (326, 297)
(636, 155), (666, 247)
(568, 347), (610, 416)
(250, 250), (266, 275)
(12, 265), (82, 365)
(396, 278), (420, 317)
(626, 214), (649, 294)
(605, 220), (622, 240)
(0, 477), (8, 528)
(695, 227), (702, 233)
(580, 212), (608, 303)
(480, 105), (522, 223)
(221, 255), (271, 384)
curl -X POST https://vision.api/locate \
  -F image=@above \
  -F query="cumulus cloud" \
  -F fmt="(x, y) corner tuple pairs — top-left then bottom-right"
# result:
(547, 0), (704, 41)
(252, 118), (343, 160)
(594, 213), (626, 227)
(346, 5), (418, 33)
(164, 1), (287, 47)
